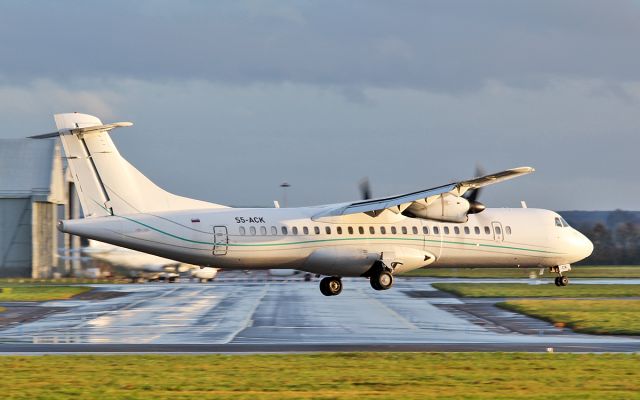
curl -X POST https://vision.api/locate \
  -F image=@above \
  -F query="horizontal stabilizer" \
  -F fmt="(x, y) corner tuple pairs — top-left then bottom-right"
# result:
(29, 122), (133, 139)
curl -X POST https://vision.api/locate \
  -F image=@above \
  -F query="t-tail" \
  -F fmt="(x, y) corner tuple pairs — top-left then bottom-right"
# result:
(31, 113), (226, 217)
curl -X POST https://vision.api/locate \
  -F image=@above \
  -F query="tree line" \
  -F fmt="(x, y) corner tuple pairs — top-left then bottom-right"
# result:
(571, 210), (640, 265)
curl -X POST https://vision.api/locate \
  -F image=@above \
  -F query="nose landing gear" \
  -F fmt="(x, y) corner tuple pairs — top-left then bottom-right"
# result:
(550, 264), (571, 287)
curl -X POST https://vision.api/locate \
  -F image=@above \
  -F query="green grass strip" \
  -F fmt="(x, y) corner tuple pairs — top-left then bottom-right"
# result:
(432, 283), (640, 298)
(499, 299), (640, 335)
(0, 353), (638, 399)
(0, 286), (92, 302)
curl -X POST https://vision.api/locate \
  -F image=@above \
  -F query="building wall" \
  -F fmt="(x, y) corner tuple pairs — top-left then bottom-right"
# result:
(31, 201), (56, 278)
(0, 198), (32, 277)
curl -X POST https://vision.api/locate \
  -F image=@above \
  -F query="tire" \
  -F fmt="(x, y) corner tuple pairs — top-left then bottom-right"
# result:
(554, 277), (561, 286)
(371, 271), (393, 290)
(560, 276), (569, 286)
(326, 277), (343, 295)
(320, 277), (335, 296)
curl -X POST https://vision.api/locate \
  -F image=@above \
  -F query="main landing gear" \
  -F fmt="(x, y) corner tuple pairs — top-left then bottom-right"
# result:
(318, 264), (396, 296)
(550, 264), (571, 287)
(320, 276), (343, 296)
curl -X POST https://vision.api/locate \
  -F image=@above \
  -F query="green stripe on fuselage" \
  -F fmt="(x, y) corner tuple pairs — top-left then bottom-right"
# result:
(114, 213), (559, 255)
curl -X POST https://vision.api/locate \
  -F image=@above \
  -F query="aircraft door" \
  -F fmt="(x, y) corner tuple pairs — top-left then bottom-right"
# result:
(491, 222), (504, 242)
(213, 226), (228, 255)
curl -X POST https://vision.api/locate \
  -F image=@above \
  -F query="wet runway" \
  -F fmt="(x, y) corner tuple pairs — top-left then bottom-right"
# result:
(0, 276), (638, 353)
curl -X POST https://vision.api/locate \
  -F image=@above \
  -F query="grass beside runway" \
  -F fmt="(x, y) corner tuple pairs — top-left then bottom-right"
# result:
(432, 283), (640, 298)
(0, 353), (638, 399)
(498, 300), (640, 335)
(0, 286), (92, 301)
(403, 265), (640, 278)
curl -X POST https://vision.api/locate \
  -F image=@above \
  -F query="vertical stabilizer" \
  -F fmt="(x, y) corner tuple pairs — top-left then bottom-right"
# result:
(52, 113), (226, 217)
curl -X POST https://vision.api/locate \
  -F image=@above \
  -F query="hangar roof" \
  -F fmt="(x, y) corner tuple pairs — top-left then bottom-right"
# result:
(0, 139), (65, 203)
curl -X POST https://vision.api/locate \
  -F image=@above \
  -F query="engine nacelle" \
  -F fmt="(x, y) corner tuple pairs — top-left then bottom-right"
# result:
(403, 193), (471, 223)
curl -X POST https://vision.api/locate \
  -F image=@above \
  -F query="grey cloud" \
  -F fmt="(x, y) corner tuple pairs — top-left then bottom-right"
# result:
(1, 1), (640, 92)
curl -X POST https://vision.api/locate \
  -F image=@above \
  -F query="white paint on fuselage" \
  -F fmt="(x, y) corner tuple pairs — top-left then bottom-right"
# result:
(60, 206), (593, 277)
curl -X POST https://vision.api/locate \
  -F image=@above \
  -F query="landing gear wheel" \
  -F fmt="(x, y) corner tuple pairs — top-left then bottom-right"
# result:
(370, 271), (394, 291)
(559, 276), (569, 286)
(554, 277), (561, 286)
(319, 277), (343, 296)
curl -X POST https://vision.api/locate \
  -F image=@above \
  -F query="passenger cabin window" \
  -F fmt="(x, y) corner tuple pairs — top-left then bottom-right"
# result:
(260, 226), (267, 235)
(484, 226), (491, 234)
(433, 226), (440, 235)
(348, 226), (354, 235)
(369, 226), (375, 234)
(464, 227), (470, 235)
(337, 227), (343, 234)
(292, 227), (299, 235)
(495, 226), (501, 235)
(239, 227), (246, 235)
(423, 226), (429, 234)
(326, 226), (332, 234)
(314, 226), (320, 234)
(454, 227), (460, 235)
(412, 226), (418, 234)
(443, 226), (450, 235)
(506, 226), (512, 235)
(271, 226), (277, 235)
(401, 226), (407, 234)
(281, 226), (288, 235)
(303, 227), (309, 235)
(474, 226), (480, 235)
(380, 227), (387, 234)
(359, 226), (365, 234)
(391, 226), (397, 234)
(250, 226), (256, 235)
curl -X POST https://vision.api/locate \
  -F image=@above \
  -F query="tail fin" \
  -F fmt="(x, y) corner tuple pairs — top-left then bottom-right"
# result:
(46, 113), (226, 217)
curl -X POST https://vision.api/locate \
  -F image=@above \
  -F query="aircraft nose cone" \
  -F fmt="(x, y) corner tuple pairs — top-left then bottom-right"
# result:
(577, 231), (594, 260)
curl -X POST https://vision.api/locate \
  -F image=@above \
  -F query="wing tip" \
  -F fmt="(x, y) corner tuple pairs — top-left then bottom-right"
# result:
(512, 166), (535, 173)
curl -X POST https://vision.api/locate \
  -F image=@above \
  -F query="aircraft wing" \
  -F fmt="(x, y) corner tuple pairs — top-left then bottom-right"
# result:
(314, 166), (534, 218)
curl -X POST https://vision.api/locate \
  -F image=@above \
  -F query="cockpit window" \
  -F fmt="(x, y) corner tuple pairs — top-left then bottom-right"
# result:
(555, 216), (570, 228)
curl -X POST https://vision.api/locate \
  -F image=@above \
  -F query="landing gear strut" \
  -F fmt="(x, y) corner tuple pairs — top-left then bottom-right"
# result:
(550, 264), (571, 287)
(320, 276), (343, 296)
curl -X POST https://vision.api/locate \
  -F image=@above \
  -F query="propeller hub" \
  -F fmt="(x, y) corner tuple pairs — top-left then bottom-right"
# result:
(468, 201), (486, 214)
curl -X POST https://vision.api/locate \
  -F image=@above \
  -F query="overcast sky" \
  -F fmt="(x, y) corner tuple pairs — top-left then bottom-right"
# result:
(0, 1), (638, 210)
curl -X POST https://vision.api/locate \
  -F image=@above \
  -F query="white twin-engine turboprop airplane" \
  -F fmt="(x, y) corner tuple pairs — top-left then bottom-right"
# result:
(33, 113), (593, 296)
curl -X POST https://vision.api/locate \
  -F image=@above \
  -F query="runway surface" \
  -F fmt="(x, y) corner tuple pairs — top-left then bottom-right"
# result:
(0, 276), (638, 353)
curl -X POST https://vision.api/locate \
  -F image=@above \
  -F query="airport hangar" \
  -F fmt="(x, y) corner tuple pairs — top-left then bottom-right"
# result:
(0, 138), (80, 278)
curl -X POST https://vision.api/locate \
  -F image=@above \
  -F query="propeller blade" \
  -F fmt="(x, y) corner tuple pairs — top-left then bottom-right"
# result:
(359, 178), (372, 200)
(463, 165), (486, 202)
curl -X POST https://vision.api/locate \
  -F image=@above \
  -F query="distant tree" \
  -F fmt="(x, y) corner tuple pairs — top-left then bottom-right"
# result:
(615, 222), (640, 264)
(607, 209), (639, 231)
(581, 223), (615, 264)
